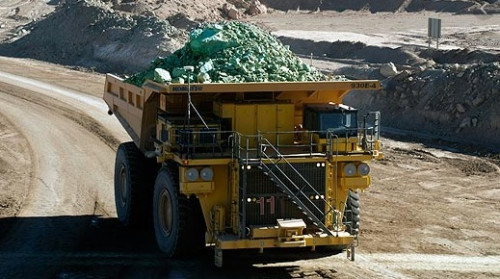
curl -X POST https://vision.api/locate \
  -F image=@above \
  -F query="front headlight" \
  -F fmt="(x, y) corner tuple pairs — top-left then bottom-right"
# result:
(200, 167), (214, 181)
(185, 168), (199, 181)
(358, 163), (370, 176)
(344, 163), (356, 176)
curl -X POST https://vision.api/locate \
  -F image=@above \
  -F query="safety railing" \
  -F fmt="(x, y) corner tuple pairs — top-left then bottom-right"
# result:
(170, 129), (237, 158)
(168, 111), (380, 160)
(257, 137), (338, 234)
(233, 128), (379, 162)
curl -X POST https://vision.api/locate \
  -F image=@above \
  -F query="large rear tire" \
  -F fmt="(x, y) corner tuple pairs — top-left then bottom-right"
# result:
(153, 166), (199, 257)
(114, 142), (156, 226)
(344, 190), (360, 236)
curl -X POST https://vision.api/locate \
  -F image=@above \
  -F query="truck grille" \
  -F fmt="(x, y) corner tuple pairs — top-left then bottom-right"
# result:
(240, 163), (325, 227)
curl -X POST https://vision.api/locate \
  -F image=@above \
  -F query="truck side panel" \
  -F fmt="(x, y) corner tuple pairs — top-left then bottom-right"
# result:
(104, 74), (158, 151)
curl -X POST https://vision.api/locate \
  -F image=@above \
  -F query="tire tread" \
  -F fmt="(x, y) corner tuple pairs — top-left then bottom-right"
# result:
(344, 190), (361, 236)
(115, 142), (156, 226)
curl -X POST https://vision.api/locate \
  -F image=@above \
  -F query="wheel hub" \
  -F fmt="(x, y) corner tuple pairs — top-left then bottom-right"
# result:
(118, 164), (128, 207)
(159, 189), (173, 237)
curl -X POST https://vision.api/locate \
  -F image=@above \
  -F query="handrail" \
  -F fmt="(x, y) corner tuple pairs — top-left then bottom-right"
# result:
(167, 122), (379, 160)
(258, 137), (342, 234)
(260, 138), (328, 214)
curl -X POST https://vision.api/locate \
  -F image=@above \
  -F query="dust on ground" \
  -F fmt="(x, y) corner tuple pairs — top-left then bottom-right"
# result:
(363, 137), (500, 256)
(0, 56), (105, 96)
(0, 113), (31, 221)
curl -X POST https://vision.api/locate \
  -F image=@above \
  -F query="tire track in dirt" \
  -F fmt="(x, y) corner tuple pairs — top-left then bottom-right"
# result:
(0, 70), (125, 278)
(359, 253), (500, 275)
(0, 70), (130, 146)
(0, 86), (118, 278)
(0, 110), (32, 236)
(0, 81), (120, 150)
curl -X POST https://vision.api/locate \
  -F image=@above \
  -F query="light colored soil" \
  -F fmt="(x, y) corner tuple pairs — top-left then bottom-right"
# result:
(0, 56), (105, 96)
(0, 111), (30, 219)
(364, 138), (500, 257)
(0, 2), (499, 278)
(0, 56), (499, 279)
(0, 57), (132, 277)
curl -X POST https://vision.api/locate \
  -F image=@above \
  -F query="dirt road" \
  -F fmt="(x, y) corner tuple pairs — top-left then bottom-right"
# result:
(0, 70), (124, 277)
(248, 11), (500, 52)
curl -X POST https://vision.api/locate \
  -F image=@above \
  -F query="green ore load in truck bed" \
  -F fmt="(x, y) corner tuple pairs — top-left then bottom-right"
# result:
(125, 21), (338, 86)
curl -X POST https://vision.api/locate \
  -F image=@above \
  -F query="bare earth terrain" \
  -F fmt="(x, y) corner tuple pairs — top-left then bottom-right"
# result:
(0, 1), (499, 278)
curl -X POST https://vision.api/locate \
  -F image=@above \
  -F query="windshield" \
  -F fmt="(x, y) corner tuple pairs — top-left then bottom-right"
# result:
(320, 112), (357, 130)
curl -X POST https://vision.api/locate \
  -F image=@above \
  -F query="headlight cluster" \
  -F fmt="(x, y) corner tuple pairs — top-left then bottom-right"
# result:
(358, 163), (370, 176)
(343, 163), (370, 176)
(185, 167), (214, 181)
(200, 167), (213, 180)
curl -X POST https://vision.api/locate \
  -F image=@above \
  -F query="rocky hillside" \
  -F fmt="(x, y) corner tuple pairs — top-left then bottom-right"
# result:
(337, 48), (500, 149)
(349, 62), (500, 149)
(276, 31), (500, 149)
(0, 0), (497, 73)
(0, 0), (271, 73)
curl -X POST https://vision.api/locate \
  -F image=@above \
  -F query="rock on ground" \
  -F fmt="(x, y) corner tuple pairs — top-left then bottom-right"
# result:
(380, 62), (398, 78)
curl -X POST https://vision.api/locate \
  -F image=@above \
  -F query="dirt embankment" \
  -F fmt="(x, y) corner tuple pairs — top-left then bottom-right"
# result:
(1, 0), (499, 75)
(0, 0), (269, 73)
(363, 62), (500, 149)
(0, 0), (185, 73)
(260, 0), (499, 13)
(337, 45), (500, 150)
(277, 34), (500, 150)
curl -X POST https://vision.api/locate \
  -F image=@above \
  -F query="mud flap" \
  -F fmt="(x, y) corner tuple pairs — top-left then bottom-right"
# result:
(214, 248), (223, 267)
(346, 244), (355, 261)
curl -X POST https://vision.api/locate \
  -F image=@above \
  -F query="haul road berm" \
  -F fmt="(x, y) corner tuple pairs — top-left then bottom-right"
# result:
(104, 69), (382, 266)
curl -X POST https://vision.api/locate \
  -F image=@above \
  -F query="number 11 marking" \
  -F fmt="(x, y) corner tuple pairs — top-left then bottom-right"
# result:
(257, 196), (276, 215)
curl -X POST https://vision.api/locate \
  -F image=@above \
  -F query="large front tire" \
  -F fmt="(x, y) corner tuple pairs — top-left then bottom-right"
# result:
(344, 190), (360, 236)
(318, 190), (361, 254)
(114, 142), (155, 226)
(153, 167), (193, 257)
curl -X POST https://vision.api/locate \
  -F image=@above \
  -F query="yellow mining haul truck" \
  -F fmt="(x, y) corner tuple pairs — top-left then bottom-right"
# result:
(103, 74), (382, 266)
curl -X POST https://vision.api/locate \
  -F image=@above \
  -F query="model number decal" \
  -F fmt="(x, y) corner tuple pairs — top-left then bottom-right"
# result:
(350, 82), (377, 89)
(171, 85), (203, 92)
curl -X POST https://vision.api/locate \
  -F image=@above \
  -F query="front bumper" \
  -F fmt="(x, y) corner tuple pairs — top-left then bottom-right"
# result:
(215, 231), (354, 250)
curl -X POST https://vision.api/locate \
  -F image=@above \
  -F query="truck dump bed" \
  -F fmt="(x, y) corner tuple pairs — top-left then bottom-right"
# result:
(103, 74), (381, 152)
